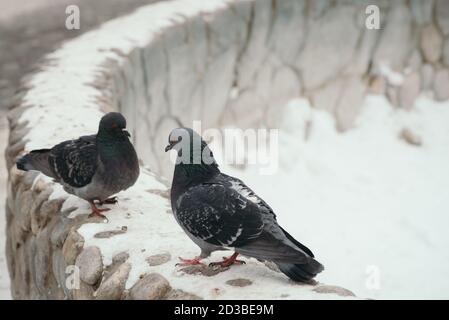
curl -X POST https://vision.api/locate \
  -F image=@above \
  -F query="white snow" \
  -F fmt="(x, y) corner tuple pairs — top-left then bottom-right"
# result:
(13, 0), (356, 300)
(13, 0), (449, 300)
(74, 93), (449, 300)
(220, 94), (449, 300)
(18, 0), (231, 151)
(379, 63), (404, 86)
(72, 170), (353, 300)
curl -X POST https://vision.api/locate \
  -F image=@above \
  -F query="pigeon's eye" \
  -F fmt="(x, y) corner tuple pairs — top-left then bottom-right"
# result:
(111, 123), (118, 129)
(170, 136), (182, 144)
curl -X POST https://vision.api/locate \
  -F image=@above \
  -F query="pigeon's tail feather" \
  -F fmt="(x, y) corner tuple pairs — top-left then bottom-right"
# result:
(237, 230), (324, 282)
(16, 155), (31, 171)
(16, 149), (55, 177)
(280, 226), (314, 258)
(237, 231), (312, 264)
(276, 258), (324, 282)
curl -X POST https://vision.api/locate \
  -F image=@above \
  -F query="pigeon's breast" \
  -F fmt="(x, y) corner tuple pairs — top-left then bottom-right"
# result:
(70, 158), (139, 201)
(100, 159), (139, 192)
(171, 192), (223, 256)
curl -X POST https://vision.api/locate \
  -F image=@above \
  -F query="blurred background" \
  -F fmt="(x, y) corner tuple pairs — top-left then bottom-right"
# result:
(1, 0), (449, 300)
(0, 0), (162, 300)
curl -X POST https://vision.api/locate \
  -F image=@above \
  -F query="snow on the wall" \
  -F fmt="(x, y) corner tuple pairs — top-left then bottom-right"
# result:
(221, 94), (449, 299)
(19, 0), (231, 151)
(11, 0), (448, 300)
(9, 0), (359, 299)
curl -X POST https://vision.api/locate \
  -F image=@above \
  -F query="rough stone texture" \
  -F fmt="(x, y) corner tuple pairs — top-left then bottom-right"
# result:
(0, 0), (162, 300)
(420, 24), (443, 63)
(407, 49), (422, 72)
(335, 77), (367, 131)
(372, 2), (413, 71)
(165, 289), (202, 300)
(5, 0), (449, 300)
(179, 265), (231, 277)
(310, 79), (344, 114)
(127, 273), (171, 300)
(95, 262), (131, 300)
(400, 128), (422, 146)
(75, 246), (103, 286)
(72, 280), (95, 300)
(226, 278), (253, 287)
(420, 63), (434, 91)
(399, 72), (421, 109)
(111, 252), (130, 266)
(146, 252), (171, 266)
(310, 75), (366, 131)
(368, 75), (387, 95)
(94, 226), (127, 239)
(434, 69), (449, 101)
(5, 168), (84, 299)
(411, 0), (434, 26)
(313, 285), (356, 297)
(435, 0), (449, 36)
(442, 40), (449, 67)
(386, 86), (399, 107)
(298, 5), (360, 91)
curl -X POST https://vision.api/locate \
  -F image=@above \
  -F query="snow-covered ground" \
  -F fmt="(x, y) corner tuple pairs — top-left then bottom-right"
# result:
(8, 0), (356, 300)
(4, 0), (448, 300)
(44, 167), (351, 300)
(27, 169), (351, 300)
(71, 92), (449, 300)
(217, 94), (449, 299)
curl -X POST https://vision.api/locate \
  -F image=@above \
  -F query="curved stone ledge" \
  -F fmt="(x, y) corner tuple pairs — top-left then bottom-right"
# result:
(4, 0), (449, 299)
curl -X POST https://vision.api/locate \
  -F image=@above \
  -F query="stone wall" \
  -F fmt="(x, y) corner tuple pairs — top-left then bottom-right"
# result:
(4, 0), (449, 299)
(116, 0), (449, 179)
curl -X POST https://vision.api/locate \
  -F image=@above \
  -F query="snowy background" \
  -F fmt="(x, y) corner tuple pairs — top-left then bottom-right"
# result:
(2, 0), (449, 300)
(0, 0), (159, 300)
(215, 94), (449, 299)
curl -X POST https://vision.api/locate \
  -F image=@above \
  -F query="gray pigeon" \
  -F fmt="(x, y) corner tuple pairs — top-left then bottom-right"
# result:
(165, 128), (324, 282)
(16, 112), (140, 218)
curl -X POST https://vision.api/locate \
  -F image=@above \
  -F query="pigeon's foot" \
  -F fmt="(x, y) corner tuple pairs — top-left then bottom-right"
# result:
(176, 257), (205, 267)
(88, 203), (110, 220)
(98, 196), (118, 205)
(209, 252), (245, 268)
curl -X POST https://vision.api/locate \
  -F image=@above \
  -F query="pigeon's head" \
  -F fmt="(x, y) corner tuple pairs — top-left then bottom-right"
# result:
(165, 128), (217, 168)
(98, 112), (131, 139)
(165, 127), (189, 153)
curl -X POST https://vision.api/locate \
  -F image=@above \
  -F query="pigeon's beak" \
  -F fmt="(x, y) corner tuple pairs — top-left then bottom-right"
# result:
(122, 129), (131, 137)
(165, 143), (173, 152)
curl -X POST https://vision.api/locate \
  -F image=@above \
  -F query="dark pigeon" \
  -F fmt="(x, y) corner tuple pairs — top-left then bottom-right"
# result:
(165, 128), (324, 282)
(16, 112), (140, 218)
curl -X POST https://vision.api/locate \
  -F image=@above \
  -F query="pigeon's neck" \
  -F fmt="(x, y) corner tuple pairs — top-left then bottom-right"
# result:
(173, 162), (220, 189)
(96, 132), (133, 161)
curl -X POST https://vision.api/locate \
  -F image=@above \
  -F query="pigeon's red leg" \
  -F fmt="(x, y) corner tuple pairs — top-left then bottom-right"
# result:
(209, 252), (245, 268)
(176, 256), (205, 267)
(88, 202), (110, 219)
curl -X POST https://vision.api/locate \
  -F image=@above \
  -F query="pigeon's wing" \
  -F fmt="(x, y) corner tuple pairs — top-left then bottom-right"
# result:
(219, 174), (316, 261)
(48, 135), (98, 188)
(221, 174), (278, 220)
(176, 183), (265, 248)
